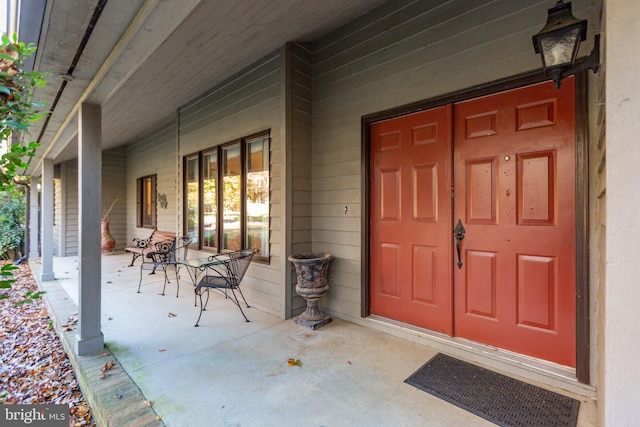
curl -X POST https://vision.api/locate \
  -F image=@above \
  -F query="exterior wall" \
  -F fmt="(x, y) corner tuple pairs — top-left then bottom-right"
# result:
(102, 147), (127, 250)
(52, 151), (126, 256)
(63, 163), (78, 256)
(52, 160), (79, 256)
(288, 42), (313, 316)
(590, 0), (605, 399)
(311, 0), (598, 385)
(603, 0), (640, 424)
(126, 122), (178, 239)
(178, 49), (284, 316)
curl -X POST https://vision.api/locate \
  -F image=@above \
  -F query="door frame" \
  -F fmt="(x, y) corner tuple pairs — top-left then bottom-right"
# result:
(361, 69), (590, 383)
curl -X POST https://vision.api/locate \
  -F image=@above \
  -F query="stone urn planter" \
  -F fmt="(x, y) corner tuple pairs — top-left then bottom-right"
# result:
(288, 253), (333, 330)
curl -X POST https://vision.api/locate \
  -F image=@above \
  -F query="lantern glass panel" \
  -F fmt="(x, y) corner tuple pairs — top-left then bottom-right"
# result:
(540, 27), (581, 68)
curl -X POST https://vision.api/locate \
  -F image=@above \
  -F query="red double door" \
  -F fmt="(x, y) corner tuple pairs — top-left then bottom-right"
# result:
(370, 80), (576, 367)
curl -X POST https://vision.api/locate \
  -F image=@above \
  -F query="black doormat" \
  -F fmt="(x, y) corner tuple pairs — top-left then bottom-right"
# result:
(405, 353), (580, 427)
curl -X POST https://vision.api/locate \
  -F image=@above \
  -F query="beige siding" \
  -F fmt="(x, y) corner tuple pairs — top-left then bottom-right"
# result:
(289, 42), (313, 315)
(63, 162), (78, 256)
(179, 49), (284, 316)
(126, 122), (178, 240)
(102, 147), (127, 250)
(311, 0), (598, 320)
(52, 160), (79, 257)
(56, 156), (124, 257)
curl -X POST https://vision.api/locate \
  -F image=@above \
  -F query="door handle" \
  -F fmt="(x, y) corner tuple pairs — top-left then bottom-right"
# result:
(454, 219), (465, 269)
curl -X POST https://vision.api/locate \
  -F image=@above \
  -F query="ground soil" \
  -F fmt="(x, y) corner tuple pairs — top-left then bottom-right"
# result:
(0, 262), (96, 426)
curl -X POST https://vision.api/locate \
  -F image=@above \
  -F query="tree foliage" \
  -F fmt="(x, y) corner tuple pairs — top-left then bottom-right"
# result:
(0, 187), (25, 260)
(0, 33), (46, 192)
(0, 34), (47, 301)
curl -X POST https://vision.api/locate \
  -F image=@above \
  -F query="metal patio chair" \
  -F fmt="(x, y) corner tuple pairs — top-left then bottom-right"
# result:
(194, 249), (256, 326)
(137, 236), (191, 297)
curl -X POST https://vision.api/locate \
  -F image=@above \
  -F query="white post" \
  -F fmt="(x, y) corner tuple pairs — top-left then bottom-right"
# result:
(77, 103), (104, 355)
(603, 0), (640, 425)
(40, 160), (54, 281)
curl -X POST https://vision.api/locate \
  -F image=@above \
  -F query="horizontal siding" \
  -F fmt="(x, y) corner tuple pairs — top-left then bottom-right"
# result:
(289, 42), (313, 315)
(127, 121), (178, 240)
(310, 0), (598, 319)
(63, 161), (78, 256)
(102, 148), (127, 250)
(178, 49), (284, 316)
(62, 160), (80, 256)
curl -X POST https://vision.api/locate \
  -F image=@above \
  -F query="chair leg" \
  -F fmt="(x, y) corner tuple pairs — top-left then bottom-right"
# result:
(161, 269), (168, 296)
(235, 286), (250, 308)
(173, 265), (180, 298)
(137, 265), (144, 293)
(128, 253), (139, 267)
(228, 288), (250, 322)
(194, 287), (207, 327)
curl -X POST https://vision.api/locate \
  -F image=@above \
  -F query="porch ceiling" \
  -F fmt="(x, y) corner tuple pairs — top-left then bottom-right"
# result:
(19, 0), (385, 175)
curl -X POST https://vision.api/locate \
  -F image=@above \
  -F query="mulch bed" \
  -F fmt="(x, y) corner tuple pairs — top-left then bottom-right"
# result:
(0, 262), (96, 426)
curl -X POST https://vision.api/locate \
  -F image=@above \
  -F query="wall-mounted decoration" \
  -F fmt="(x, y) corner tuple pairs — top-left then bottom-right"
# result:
(158, 193), (168, 209)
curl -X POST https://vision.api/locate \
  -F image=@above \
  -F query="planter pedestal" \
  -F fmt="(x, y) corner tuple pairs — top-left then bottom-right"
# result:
(288, 253), (333, 330)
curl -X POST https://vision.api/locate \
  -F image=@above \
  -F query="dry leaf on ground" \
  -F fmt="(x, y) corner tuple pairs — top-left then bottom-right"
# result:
(0, 262), (96, 426)
(287, 358), (302, 367)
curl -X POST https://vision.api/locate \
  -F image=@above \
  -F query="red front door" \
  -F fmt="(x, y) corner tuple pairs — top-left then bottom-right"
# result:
(453, 79), (576, 367)
(369, 79), (577, 367)
(370, 105), (453, 334)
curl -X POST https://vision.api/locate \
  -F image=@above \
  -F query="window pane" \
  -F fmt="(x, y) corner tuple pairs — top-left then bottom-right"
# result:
(186, 156), (199, 244)
(142, 177), (153, 226)
(246, 137), (269, 257)
(203, 152), (217, 249)
(222, 144), (241, 251)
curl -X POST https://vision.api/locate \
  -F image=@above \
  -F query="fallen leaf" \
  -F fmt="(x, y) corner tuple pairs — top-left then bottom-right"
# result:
(101, 353), (109, 357)
(158, 349), (166, 352)
(347, 360), (352, 365)
(168, 312), (177, 317)
(156, 415), (163, 420)
(144, 400), (154, 407)
(106, 281), (112, 284)
(1, 263), (95, 425)
(287, 358), (302, 367)
(102, 360), (116, 372)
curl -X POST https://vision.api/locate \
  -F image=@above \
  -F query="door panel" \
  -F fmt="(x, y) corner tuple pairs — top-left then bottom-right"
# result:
(368, 78), (576, 368)
(453, 78), (576, 367)
(370, 105), (453, 334)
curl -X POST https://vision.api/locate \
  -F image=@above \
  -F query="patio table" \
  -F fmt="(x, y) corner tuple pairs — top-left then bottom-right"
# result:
(176, 255), (230, 285)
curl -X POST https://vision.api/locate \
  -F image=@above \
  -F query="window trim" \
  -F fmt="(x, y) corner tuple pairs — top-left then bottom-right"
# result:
(136, 174), (157, 229)
(183, 130), (270, 263)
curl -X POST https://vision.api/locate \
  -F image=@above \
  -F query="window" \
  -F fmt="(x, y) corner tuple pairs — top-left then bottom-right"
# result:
(184, 131), (269, 261)
(137, 175), (157, 228)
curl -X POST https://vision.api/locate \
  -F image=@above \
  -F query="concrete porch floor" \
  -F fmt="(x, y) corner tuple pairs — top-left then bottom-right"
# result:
(30, 253), (598, 426)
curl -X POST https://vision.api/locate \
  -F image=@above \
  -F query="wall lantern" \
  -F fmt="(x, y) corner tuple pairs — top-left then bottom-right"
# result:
(532, 0), (600, 89)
